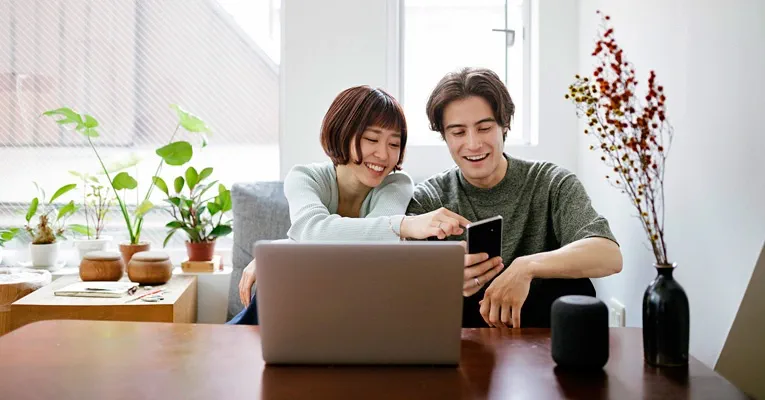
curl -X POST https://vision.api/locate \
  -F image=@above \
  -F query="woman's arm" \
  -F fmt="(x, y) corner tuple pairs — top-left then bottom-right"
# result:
(284, 166), (413, 242)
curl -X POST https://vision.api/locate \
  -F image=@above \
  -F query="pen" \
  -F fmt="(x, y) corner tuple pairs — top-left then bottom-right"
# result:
(125, 289), (164, 303)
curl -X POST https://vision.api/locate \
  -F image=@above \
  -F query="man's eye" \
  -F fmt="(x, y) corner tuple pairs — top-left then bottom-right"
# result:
(478, 127), (491, 132)
(451, 131), (465, 136)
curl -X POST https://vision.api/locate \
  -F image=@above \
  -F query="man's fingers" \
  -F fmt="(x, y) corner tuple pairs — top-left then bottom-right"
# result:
(501, 304), (512, 327)
(512, 304), (521, 328)
(464, 252), (490, 268)
(479, 298), (490, 326)
(489, 302), (501, 327)
(464, 256), (502, 279)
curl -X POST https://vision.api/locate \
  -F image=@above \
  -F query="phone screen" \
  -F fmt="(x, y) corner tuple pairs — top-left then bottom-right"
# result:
(466, 216), (503, 259)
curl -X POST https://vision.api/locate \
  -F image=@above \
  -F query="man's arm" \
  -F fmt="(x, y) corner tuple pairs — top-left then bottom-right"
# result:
(515, 237), (623, 279)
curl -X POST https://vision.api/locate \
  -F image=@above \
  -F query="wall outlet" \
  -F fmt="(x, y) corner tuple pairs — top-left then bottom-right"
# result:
(608, 297), (626, 327)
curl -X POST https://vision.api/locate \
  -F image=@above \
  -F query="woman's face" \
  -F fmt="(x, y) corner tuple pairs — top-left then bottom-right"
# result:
(348, 125), (402, 188)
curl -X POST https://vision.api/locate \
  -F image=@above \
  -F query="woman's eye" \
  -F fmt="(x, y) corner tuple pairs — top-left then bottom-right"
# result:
(389, 143), (400, 148)
(365, 138), (378, 143)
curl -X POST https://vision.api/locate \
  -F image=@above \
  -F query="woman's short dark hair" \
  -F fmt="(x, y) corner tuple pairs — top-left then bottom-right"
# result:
(425, 67), (515, 141)
(320, 86), (407, 170)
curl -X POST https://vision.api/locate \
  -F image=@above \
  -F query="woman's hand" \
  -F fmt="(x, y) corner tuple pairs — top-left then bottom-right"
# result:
(238, 258), (257, 307)
(400, 207), (471, 239)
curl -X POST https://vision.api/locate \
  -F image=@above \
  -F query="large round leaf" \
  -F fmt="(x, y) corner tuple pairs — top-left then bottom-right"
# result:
(112, 172), (138, 190)
(156, 141), (193, 166)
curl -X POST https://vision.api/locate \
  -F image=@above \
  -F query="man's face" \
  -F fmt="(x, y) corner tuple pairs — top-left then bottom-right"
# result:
(442, 96), (507, 188)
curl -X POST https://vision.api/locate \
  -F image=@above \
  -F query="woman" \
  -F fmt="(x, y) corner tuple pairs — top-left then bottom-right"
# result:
(229, 85), (469, 324)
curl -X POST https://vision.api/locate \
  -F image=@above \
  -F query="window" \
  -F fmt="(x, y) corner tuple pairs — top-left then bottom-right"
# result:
(402, 0), (530, 146)
(0, 0), (280, 252)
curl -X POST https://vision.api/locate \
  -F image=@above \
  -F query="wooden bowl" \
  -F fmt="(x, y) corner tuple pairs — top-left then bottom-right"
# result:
(79, 251), (124, 281)
(127, 251), (173, 285)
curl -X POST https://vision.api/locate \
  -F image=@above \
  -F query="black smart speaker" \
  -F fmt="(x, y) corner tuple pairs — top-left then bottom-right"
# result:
(551, 295), (609, 369)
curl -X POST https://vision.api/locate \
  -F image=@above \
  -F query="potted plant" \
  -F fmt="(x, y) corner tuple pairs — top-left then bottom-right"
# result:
(567, 11), (686, 367)
(22, 183), (79, 268)
(43, 105), (211, 265)
(0, 228), (20, 265)
(153, 166), (232, 261)
(69, 171), (115, 259)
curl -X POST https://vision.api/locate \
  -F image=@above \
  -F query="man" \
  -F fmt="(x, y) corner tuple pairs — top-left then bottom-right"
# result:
(407, 67), (622, 328)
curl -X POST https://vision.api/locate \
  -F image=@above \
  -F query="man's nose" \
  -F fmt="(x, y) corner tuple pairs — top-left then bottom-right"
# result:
(466, 131), (481, 150)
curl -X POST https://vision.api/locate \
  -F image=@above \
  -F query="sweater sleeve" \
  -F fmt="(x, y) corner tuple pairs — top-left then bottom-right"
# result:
(284, 165), (413, 242)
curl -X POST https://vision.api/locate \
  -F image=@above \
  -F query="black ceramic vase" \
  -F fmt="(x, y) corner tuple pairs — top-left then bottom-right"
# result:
(642, 262), (690, 367)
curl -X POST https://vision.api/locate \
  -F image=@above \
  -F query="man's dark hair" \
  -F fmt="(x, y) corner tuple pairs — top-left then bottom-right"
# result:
(426, 67), (515, 141)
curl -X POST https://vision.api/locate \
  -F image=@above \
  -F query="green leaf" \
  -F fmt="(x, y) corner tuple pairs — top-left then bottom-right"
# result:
(83, 114), (99, 128)
(152, 176), (169, 196)
(43, 108), (83, 129)
(0, 228), (20, 243)
(209, 224), (233, 238)
(170, 104), (211, 133)
(185, 167), (199, 191)
(166, 197), (182, 207)
(207, 202), (221, 216)
(49, 183), (77, 204)
(173, 177), (185, 194)
(26, 198), (39, 222)
(135, 200), (154, 217)
(156, 141), (193, 166)
(198, 167), (213, 182)
(112, 172), (138, 190)
(57, 201), (78, 221)
(163, 229), (177, 248)
(217, 188), (232, 212)
(69, 224), (93, 236)
(166, 221), (185, 229)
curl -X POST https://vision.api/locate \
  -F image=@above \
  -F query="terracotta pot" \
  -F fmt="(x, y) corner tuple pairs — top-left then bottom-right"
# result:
(127, 251), (172, 285)
(79, 251), (124, 281)
(185, 241), (216, 262)
(119, 242), (151, 267)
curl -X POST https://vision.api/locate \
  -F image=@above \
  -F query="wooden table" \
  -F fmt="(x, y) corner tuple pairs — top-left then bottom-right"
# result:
(9, 275), (197, 332)
(0, 320), (748, 399)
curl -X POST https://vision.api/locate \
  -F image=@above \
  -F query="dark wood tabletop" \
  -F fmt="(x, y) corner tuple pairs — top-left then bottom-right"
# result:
(0, 320), (748, 400)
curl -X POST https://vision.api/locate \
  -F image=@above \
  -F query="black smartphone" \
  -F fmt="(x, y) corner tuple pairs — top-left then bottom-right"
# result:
(466, 215), (503, 259)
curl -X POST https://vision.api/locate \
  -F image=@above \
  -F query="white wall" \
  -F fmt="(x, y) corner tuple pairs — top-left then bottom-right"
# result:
(280, 0), (393, 178)
(577, 0), (765, 368)
(280, 0), (581, 182)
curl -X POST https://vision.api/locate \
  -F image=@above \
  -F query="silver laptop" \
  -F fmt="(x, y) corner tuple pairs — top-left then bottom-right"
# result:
(254, 241), (464, 365)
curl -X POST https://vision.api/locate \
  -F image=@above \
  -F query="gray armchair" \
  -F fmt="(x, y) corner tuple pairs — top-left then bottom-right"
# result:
(228, 181), (290, 320)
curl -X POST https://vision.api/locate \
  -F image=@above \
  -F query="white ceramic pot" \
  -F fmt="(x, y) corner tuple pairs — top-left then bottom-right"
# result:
(30, 242), (60, 268)
(73, 236), (113, 260)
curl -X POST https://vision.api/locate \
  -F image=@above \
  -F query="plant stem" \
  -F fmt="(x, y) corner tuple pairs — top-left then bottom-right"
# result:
(134, 123), (181, 244)
(88, 137), (135, 244)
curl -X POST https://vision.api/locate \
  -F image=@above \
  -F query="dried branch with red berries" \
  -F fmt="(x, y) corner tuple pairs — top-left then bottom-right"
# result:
(567, 11), (674, 265)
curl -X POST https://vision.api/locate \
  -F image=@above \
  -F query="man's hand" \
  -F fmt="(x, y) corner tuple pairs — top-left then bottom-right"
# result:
(462, 252), (504, 297)
(480, 258), (533, 328)
(238, 258), (257, 307)
(400, 207), (471, 240)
